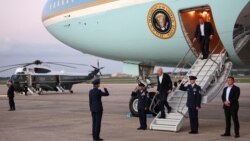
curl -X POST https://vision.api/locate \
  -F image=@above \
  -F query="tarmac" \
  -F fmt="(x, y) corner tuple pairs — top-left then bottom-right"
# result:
(0, 83), (249, 141)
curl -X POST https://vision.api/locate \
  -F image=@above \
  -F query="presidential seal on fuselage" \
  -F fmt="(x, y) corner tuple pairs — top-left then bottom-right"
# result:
(147, 3), (176, 39)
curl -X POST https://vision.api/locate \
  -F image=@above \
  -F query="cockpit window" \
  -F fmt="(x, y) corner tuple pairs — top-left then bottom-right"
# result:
(34, 68), (51, 73)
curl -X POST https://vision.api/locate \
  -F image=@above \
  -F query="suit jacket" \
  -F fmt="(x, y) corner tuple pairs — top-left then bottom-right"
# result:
(133, 90), (149, 110)
(194, 22), (214, 40)
(221, 85), (240, 109)
(180, 83), (201, 108)
(157, 73), (172, 93)
(89, 88), (109, 112)
(7, 85), (15, 97)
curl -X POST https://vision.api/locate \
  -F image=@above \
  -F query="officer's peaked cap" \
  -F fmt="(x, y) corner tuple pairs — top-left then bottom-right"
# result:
(189, 76), (197, 80)
(92, 78), (100, 85)
(138, 82), (145, 87)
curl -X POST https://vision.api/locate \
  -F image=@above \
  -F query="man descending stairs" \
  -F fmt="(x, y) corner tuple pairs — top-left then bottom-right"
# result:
(150, 53), (233, 132)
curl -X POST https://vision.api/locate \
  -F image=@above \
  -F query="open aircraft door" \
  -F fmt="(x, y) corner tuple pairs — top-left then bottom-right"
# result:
(178, 6), (224, 56)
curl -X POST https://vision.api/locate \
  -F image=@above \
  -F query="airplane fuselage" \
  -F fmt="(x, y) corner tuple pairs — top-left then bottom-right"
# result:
(42, 0), (250, 69)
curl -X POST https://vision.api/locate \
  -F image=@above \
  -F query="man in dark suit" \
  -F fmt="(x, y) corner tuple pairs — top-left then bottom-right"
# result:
(221, 76), (240, 138)
(180, 76), (201, 134)
(24, 80), (28, 96)
(89, 79), (109, 141)
(156, 67), (172, 118)
(7, 80), (15, 111)
(193, 17), (214, 59)
(133, 82), (148, 130)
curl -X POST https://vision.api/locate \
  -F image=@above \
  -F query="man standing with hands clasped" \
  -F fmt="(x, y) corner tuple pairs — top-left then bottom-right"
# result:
(180, 76), (201, 134)
(221, 76), (240, 138)
(89, 79), (109, 141)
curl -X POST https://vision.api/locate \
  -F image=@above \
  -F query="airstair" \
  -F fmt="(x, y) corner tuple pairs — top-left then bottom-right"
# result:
(28, 87), (39, 95)
(150, 49), (233, 132)
(56, 85), (65, 93)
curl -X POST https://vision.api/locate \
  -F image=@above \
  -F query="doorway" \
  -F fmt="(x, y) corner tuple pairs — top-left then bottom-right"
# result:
(179, 6), (224, 57)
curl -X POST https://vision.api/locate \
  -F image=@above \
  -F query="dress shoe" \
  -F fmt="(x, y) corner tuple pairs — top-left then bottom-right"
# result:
(8, 109), (13, 111)
(141, 127), (147, 130)
(98, 138), (104, 140)
(189, 131), (198, 134)
(159, 116), (165, 119)
(137, 127), (147, 130)
(221, 133), (231, 136)
(168, 107), (172, 113)
(235, 135), (240, 138)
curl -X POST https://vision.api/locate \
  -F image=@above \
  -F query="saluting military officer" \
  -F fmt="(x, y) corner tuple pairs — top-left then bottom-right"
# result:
(89, 79), (109, 141)
(133, 82), (149, 130)
(180, 76), (202, 134)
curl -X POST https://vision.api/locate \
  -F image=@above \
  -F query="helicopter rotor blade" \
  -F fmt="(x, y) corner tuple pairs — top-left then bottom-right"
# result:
(46, 63), (77, 69)
(97, 60), (100, 68)
(0, 66), (19, 73)
(45, 62), (89, 66)
(91, 65), (97, 69)
(99, 71), (103, 76)
(0, 63), (28, 69)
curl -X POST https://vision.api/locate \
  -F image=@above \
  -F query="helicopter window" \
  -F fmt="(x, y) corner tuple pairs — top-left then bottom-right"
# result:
(34, 68), (51, 73)
(16, 72), (25, 75)
(11, 75), (18, 80)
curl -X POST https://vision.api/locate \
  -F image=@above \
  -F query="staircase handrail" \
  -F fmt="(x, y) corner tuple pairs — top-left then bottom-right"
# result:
(172, 48), (192, 75)
(176, 40), (225, 114)
(195, 40), (222, 80)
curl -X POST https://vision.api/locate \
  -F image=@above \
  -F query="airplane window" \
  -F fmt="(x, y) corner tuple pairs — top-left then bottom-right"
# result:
(71, 0), (74, 3)
(16, 72), (25, 75)
(57, 0), (60, 7)
(62, 0), (64, 6)
(50, 4), (52, 10)
(67, 0), (69, 4)
(53, 2), (56, 8)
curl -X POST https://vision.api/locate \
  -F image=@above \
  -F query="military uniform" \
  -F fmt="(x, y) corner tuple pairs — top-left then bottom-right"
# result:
(89, 79), (109, 141)
(180, 76), (201, 133)
(133, 83), (149, 130)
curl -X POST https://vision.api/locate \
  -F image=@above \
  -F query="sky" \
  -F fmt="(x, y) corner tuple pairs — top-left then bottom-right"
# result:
(0, 0), (172, 77)
(0, 0), (122, 77)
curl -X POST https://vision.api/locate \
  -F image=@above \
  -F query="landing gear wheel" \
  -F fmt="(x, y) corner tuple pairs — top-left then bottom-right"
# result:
(129, 97), (139, 117)
(70, 90), (74, 94)
(38, 89), (43, 95)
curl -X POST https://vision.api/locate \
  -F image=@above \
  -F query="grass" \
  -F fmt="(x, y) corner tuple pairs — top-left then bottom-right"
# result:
(234, 76), (250, 83)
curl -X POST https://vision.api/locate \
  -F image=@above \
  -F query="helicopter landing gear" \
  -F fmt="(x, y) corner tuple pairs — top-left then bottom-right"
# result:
(38, 88), (43, 95)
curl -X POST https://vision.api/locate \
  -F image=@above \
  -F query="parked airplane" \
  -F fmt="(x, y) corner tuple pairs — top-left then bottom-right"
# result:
(0, 60), (103, 95)
(42, 0), (250, 131)
(42, 0), (250, 75)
